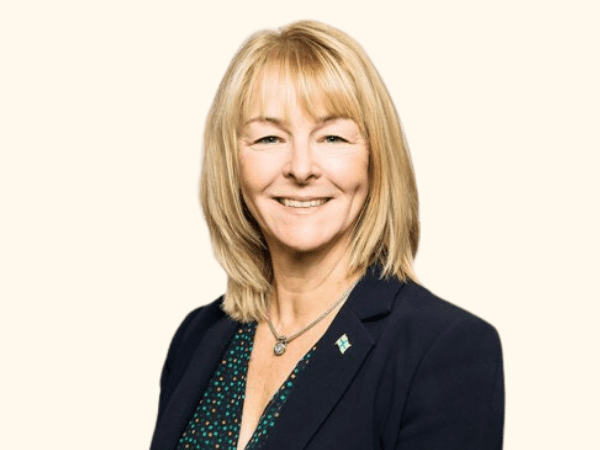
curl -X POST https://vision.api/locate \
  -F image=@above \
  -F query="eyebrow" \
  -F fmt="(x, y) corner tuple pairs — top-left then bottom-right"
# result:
(243, 116), (287, 127)
(243, 114), (348, 127)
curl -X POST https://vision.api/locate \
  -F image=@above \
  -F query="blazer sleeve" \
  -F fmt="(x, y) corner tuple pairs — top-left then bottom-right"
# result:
(155, 306), (205, 423)
(395, 317), (505, 450)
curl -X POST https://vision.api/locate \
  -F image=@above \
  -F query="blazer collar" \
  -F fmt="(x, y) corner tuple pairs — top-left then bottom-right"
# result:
(152, 264), (404, 450)
(344, 263), (402, 320)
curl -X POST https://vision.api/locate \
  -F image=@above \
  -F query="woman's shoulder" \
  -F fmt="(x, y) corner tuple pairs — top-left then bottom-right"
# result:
(169, 296), (231, 347)
(159, 297), (234, 386)
(397, 281), (496, 327)
(384, 280), (502, 358)
(376, 281), (505, 448)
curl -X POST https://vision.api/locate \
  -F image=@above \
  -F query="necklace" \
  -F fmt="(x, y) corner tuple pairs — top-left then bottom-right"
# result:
(266, 279), (359, 356)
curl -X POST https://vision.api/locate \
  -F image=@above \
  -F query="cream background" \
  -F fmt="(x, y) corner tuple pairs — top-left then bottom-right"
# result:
(1, 1), (598, 448)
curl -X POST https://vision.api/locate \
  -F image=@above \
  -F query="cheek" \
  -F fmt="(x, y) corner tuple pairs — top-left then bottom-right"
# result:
(238, 151), (280, 197)
(237, 160), (264, 224)
(353, 158), (370, 189)
(326, 153), (370, 193)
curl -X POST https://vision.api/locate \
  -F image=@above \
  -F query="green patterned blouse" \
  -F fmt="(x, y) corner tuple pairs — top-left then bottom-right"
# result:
(177, 321), (316, 450)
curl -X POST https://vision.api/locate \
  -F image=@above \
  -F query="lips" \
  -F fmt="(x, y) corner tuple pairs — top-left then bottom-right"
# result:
(276, 197), (330, 208)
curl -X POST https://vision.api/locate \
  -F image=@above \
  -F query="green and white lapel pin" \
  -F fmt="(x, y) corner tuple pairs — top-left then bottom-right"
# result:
(335, 334), (351, 354)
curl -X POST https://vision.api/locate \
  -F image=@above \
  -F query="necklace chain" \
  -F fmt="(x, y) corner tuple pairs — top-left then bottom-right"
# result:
(266, 279), (359, 356)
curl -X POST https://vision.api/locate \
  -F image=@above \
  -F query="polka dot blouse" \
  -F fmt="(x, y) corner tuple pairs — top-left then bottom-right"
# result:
(176, 321), (316, 450)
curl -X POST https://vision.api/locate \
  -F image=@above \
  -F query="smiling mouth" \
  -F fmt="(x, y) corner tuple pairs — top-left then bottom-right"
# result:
(276, 198), (330, 208)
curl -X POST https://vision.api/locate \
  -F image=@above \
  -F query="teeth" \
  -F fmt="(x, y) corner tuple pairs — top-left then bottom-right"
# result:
(280, 198), (328, 208)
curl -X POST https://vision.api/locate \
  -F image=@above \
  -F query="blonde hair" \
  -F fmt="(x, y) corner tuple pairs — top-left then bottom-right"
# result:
(200, 20), (419, 322)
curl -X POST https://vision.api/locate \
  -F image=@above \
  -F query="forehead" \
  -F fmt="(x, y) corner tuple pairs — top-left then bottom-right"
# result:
(241, 64), (363, 130)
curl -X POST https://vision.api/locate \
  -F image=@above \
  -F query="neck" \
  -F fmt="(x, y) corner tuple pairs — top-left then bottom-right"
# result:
(266, 239), (361, 331)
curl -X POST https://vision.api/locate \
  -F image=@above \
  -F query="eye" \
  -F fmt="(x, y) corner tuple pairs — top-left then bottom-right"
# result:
(254, 135), (282, 145)
(323, 135), (348, 143)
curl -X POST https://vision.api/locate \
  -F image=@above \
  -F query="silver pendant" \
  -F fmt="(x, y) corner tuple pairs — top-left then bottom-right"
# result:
(274, 339), (287, 356)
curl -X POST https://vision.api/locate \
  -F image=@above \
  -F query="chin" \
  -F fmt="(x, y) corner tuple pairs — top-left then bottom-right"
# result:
(272, 229), (348, 256)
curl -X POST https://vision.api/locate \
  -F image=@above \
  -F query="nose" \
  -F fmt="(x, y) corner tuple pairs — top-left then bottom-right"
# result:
(283, 138), (321, 184)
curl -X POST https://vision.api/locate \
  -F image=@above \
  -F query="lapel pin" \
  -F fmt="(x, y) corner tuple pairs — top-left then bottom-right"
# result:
(335, 334), (351, 354)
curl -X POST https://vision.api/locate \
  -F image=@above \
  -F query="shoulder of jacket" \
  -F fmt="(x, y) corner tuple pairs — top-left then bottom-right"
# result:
(397, 281), (494, 322)
(387, 281), (500, 346)
(175, 295), (228, 344)
(162, 296), (230, 379)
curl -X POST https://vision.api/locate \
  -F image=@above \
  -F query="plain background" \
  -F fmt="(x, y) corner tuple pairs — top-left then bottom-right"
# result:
(1, 1), (598, 448)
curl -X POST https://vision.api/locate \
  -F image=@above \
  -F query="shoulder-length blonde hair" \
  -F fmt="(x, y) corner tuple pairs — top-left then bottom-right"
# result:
(200, 20), (419, 322)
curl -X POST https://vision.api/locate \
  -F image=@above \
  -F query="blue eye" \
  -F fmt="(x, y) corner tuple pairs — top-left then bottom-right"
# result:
(324, 135), (347, 143)
(255, 136), (281, 144)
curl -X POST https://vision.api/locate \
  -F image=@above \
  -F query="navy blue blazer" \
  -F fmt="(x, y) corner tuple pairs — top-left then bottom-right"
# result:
(150, 267), (504, 449)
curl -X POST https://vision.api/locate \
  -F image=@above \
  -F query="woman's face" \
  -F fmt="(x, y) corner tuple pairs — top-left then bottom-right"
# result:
(238, 73), (369, 259)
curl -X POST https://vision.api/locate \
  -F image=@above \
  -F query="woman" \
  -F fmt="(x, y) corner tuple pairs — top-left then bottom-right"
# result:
(150, 20), (504, 450)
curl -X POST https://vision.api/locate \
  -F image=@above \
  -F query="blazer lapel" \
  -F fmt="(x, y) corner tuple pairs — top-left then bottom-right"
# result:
(264, 266), (403, 450)
(151, 313), (239, 450)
